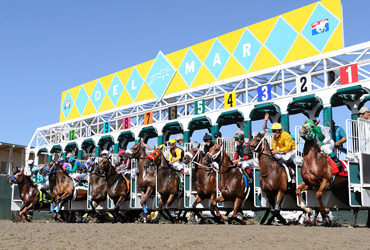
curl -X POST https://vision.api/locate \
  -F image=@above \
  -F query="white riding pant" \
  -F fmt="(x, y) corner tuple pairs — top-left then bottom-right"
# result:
(24, 165), (31, 176)
(275, 150), (296, 163)
(320, 140), (334, 155)
(70, 172), (87, 180)
(172, 162), (184, 171)
(117, 169), (131, 175)
(37, 181), (49, 190)
(238, 159), (254, 170)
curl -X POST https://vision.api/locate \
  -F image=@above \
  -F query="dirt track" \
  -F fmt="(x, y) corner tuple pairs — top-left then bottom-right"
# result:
(0, 220), (369, 249)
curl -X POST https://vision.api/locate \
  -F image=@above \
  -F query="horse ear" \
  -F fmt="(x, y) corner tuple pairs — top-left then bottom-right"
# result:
(315, 120), (320, 126)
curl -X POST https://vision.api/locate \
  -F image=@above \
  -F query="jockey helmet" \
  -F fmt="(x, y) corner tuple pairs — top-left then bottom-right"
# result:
(101, 150), (109, 155)
(118, 149), (126, 155)
(27, 160), (34, 165)
(31, 166), (39, 172)
(176, 135), (183, 141)
(304, 119), (315, 129)
(68, 157), (76, 163)
(271, 123), (283, 131)
(159, 144), (166, 149)
(203, 133), (212, 142)
(168, 139), (176, 145)
(67, 153), (74, 158)
(234, 132), (244, 141)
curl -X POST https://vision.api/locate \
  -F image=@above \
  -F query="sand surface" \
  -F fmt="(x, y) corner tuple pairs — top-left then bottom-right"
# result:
(0, 220), (369, 249)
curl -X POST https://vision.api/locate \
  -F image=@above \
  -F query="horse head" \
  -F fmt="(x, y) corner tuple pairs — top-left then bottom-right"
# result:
(39, 162), (54, 177)
(204, 143), (223, 165)
(125, 142), (145, 160)
(245, 132), (265, 155)
(183, 146), (201, 164)
(6, 168), (21, 184)
(97, 158), (114, 176)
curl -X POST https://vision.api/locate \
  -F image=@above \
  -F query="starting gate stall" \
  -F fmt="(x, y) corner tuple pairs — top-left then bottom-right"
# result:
(346, 118), (370, 207)
(294, 126), (350, 209)
(20, 0), (370, 216)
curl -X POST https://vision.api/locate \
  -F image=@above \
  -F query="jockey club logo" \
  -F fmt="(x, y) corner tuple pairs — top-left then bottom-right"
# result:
(64, 100), (72, 110)
(311, 18), (329, 35)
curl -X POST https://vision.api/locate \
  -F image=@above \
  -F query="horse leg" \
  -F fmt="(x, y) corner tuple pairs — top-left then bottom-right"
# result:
(316, 178), (330, 217)
(260, 209), (270, 225)
(18, 204), (26, 223)
(163, 194), (176, 223)
(140, 186), (154, 206)
(231, 197), (247, 225)
(191, 195), (204, 222)
(211, 194), (227, 221)
(19, 203), (34, 223)
(273, 190), (287, 225)
(367, 209), (370, 228)
(296, 181), (312, 215)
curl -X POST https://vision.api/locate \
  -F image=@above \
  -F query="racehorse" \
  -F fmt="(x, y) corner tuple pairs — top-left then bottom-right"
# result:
(245, 132), (289, 225)
(298, 125), (370, 226)
(156, 150), (181, 223)
(7, 169), (40, 222)
(125, 142), (157, 220)
(98, 158), (129, 217)
(297, 125), (344, 223)
(183, 145), (223, 222)
(88, 160), (108, 217)
(203, 141), (249, 225)
(40, 161), (86, 220)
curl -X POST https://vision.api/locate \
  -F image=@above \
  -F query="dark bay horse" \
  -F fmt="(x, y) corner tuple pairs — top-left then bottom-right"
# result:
(98, 158), (129, 214)
(156, 150), (180, 223)
(7, 169), (40, 222)
(41, 162), (86, 220)
(88, 161), (108, 215)
(203, 141), (248, 224)
(125, 142), (157, 219)
(183, 146), (223, 222)
(245, 132), (289, 225)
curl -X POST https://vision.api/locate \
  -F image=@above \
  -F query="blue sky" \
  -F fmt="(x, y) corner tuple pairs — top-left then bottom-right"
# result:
(0, 0), (369, 146)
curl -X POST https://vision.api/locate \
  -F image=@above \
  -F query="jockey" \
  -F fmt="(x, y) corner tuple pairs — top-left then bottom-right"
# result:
(271, 123), (296, 180)
(32, 166), (49, 193)
(68, 156), (88, 186)
(202, 133), (214, 154)
(304, 119), (343, 171)
(232, 132), (253, 177)
(168, 139), (185, 172)
(115, 149), (132, 177)
(24, 159), (34, 176)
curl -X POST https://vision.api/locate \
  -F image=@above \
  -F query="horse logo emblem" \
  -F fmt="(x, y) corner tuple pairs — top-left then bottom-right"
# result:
(147, 67), (172, 86)
(311, 18), (329, 35)
(64, 100), (71, 110)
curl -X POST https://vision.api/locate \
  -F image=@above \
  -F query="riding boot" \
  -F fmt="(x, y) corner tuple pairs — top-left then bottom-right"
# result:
(241, 168), (248, 177)
(331, 155), (343, 172)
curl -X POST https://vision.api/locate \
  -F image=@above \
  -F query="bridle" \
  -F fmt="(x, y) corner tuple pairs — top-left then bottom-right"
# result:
(185, 149), (211, 169)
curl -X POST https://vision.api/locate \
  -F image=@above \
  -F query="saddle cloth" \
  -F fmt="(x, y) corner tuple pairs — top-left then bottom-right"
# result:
(324, 155), (348, 177)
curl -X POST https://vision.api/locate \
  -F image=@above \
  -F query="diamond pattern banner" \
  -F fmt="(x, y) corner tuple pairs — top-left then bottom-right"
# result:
(107, 74), (124, 106)
(60, 0), (343, 121)
(90, 80), (106, 111)
(145, 51), (176, 100)
(204, 39), (230, 80)
(178, 48), (202, 87)
(265, 17), (298, 62)
(75, 86), (89, 115)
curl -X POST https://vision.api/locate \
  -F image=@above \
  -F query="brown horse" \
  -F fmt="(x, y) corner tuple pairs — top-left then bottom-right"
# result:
(156, 150), (180, 223)
(125, 142), (157, 219)
(296, 126), (342, 223)
(88, 160), (108, 216)
(203, 141), (248, 225)
(41, 162), (86, 220)
(98, 158), (129, 214)
(7, 169), (40, 222)
(183, 146), (223, 222)
(245, 132), (289, 225)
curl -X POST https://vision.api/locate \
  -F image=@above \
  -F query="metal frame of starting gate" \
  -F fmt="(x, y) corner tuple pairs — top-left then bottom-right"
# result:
(346, 119), (370, 207)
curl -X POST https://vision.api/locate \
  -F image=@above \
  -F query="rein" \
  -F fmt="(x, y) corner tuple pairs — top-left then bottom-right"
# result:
(185, 150), (212, 169)
(260, 161), (277, 177)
